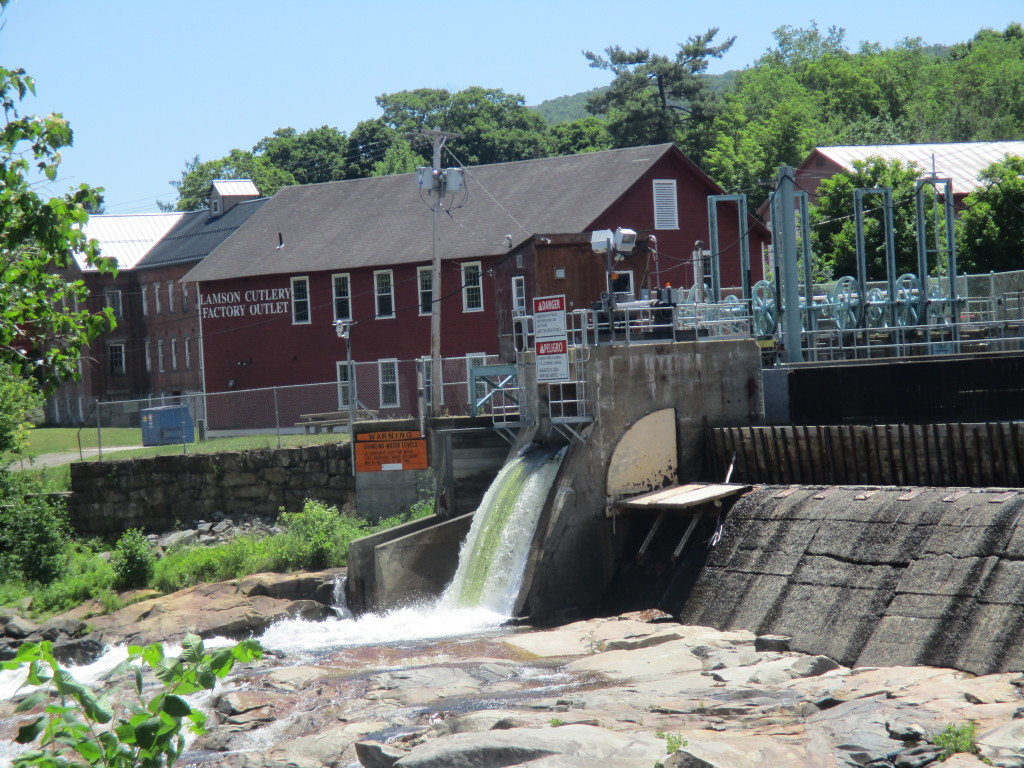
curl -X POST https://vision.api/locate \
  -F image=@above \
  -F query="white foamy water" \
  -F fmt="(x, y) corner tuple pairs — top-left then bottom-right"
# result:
(258, 604), (507, 655)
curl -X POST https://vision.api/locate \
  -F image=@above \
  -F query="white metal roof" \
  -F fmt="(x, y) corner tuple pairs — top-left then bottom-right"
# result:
(814, 142), (1024, 195)
(211, 179), (260, 197)
(78, 212), (186, 270)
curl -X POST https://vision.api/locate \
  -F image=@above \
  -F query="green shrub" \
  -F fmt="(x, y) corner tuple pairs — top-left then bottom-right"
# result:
(30, 546), (116, 616)
(150, 498), (435, 594)
(111, 528), (155, 589)
(279, 499), (343, 569)
(932, 721), (979, 760)
(0, 479), (70, 585)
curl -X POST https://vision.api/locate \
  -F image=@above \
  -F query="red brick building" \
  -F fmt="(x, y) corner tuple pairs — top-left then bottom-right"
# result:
(48, 182), (265, 425)
(183, 144), (769, 424)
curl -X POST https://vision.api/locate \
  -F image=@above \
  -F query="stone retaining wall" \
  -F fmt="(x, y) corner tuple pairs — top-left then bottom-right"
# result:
(67, 443), (354, 536)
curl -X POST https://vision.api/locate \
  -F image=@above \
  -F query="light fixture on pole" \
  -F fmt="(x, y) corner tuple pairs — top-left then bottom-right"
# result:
(334, 319), (356, 465)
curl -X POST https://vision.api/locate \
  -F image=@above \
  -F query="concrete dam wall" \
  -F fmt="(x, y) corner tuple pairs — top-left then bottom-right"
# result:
(676, 485), (1024, 675)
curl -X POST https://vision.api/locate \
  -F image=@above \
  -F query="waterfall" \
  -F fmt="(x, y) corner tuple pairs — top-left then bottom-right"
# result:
(258, 445), (565, 653)
(441, 446), (564, 615)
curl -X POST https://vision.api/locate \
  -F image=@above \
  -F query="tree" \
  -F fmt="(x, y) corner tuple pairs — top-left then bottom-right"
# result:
(346, 118), (402, 179)
(161, 150), (296, 211)
(0, 362), (41, 455)
(583, 28), (735, 158)
(548, 116), (613, 155)
(957, 154), (1024, 272)
(371, 136), (422, 176)
(810, 157), (929, 280)
(0, 56), (114, 387)
(253, 125), (349, 185)
(377, 86), (550, 166)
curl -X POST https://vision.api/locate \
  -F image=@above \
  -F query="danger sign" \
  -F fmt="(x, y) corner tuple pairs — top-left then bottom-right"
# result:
(533, 294), (567, 340)
(536, 339), (568, 355)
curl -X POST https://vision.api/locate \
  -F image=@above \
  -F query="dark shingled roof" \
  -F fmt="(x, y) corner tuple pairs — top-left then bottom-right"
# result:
(137, 198), (268, 271)
(183, 144), (683, 283)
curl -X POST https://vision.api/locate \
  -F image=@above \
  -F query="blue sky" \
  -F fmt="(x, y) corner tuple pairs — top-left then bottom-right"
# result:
(4, 0), (1020, 214)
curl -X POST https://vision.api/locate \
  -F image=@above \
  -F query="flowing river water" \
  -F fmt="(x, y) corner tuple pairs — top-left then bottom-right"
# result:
(1, 446), (569, 764)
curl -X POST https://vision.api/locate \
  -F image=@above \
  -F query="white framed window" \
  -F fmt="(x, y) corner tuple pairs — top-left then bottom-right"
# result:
(336, 361), (354, 408)
(167, 282), (175, 314)
(332, 273), (351, 322)
(466, 353), (488, 404)
(171, 337), (178, 372)
(145, 339), (151, 373)
(104, 289), (122, 317)
(417, 266), (433, 316)
(291, 276), (311, 324)
(140, 284), (148, 316)
(109, 343), (125, 376)
(181, 284), (189, 313)
(653, 179), (679, 230)
(512, 275), (526, 316)
(374, 270), (394, 318)
(157, 340), (165, 373)
(378, 359), (399, 408)
(462, 262), (483, 312)
(184, 337), (192, 371)
(154, 284), (162, 315)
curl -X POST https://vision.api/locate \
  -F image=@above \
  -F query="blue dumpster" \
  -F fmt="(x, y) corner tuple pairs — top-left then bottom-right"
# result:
(140, 405), (195, 446)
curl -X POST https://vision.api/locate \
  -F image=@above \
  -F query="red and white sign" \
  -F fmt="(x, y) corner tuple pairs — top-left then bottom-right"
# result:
(534, 294), (570, 382)
(536, 339), (567, 356)
(533, 294), (567, 340)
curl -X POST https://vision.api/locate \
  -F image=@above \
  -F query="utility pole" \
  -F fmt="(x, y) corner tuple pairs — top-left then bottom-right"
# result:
(413, 129), (462, 416)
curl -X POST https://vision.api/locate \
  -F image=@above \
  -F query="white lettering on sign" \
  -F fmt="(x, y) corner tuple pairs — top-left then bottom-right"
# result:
(534, 296), (565, 313)
(533, 294), (567, 340)
(537, 339), (568, 355)
(200, 286), (292, 320)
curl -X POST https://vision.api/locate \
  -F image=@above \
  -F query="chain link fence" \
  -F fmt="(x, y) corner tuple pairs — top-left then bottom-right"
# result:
(69, 353), (504, 454)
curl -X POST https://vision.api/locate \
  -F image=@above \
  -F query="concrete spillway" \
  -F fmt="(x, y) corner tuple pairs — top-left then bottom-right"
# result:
(675, 485), (1024, 675)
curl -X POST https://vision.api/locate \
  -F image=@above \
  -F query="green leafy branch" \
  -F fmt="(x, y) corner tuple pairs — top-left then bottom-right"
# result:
(3, 633), (262, 768)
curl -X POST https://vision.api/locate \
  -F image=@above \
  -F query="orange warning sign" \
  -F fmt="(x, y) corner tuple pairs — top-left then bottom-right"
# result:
(355, 431), (428, 472)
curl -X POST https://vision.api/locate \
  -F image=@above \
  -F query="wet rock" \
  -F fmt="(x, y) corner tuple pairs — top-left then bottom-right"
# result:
(38, 616), (86, 640)
(392, 724), (664, 768)
(84, 578), (331, 644)
(886, 718), (928, 742)
(890, 744), (943, 767)
(565, 638), (704, 681)
(1, 614), (38, 639)
(356, 739), (408, 768)
(262, 721), (389, 768)
(754, 634), (791, 653)
(978, 719), (1024, 767)
(51, 637), (104, 666)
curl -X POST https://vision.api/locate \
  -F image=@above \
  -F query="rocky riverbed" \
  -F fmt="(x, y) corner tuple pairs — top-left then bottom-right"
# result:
(2, 574), (1023, 768)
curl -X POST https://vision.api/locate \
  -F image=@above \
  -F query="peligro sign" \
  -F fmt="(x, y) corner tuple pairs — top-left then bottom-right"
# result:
(200, 288), (292, 319)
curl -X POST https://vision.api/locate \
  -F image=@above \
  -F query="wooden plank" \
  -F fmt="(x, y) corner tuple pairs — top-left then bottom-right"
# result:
(855, 489), (879, 501)
(898, 488), (926, 502)
(813, 487), (841, 500)
(958, 423), (973, 488)
(1010, 423), (1024, 488)
(774, 486), (800, 499)
(989, 491), (1017, 504)
(943, 489), (971, 503)
(619, 483), (750, 511)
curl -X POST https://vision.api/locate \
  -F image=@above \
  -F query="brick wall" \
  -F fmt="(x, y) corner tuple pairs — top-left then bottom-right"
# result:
(67, 443), (354, 536)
